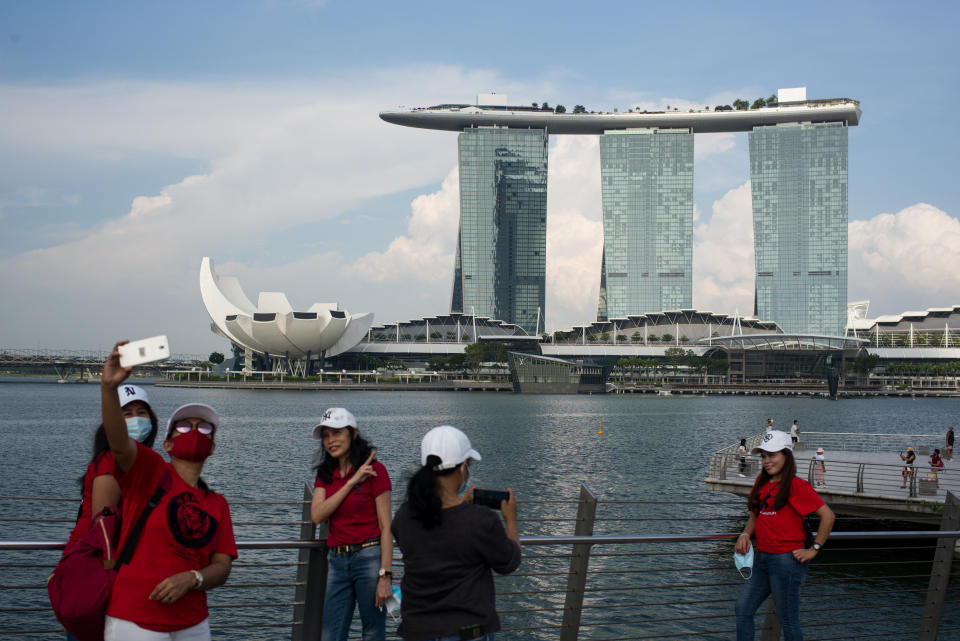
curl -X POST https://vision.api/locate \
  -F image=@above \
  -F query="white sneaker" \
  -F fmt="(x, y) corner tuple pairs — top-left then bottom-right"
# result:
(738, 473), (746, 477)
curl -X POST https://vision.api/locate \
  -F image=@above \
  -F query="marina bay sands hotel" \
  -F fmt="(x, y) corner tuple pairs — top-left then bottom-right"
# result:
(380, 88), (861, 337)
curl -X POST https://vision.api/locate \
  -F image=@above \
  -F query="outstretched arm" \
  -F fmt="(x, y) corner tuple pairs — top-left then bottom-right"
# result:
(100, 342), (138, 472)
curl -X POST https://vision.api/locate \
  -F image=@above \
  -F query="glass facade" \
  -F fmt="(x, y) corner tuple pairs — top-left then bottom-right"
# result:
(452, 127), (548, 335)
(749, 122), (848, 335)
(598, 129), (693, 321)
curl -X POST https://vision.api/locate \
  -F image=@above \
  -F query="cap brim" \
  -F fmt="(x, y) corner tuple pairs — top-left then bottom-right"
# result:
(312, 423), (352, 439)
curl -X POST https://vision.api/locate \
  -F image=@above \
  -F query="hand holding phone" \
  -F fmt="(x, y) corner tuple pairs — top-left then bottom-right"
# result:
(472, 488), (510, 510)
(118, 335), (170, 368)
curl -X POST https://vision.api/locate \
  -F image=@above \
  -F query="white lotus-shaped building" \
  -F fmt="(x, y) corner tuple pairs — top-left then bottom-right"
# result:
(200, 257), (374, 361)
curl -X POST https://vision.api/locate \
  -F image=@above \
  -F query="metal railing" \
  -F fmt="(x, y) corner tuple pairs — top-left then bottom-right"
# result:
(2, 488), (960, 640)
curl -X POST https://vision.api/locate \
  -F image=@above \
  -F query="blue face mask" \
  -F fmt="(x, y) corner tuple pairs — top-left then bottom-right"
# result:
(125, 416), (152, 443)
(734, 543), (754, 580)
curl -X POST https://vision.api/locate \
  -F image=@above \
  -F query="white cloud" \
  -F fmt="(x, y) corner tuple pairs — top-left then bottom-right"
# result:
(692, 181), (755, 316)
(344, 168), (460, 286)
(849, 203), (960, 315)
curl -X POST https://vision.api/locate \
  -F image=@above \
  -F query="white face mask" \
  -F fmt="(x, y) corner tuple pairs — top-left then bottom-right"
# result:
(125, 416), (152, 442)
(734, 543), (754, 580)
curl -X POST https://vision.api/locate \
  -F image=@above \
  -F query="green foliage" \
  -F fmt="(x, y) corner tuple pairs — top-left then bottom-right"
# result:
(766, 93), (778, 106)
(648, 334), (660, 342)
(586, 334), (597, 342)
(554, 104), (566, 113)
(430, 331), (442, 339)
(750, 97), (767, 109)
(572, 105), (587, 114)
(631, 331), (642, 342)
(541, 102), (550, 110)
(208, 352), (225, 364)
(714, 104), (733, 111)
(732, 98), (749, 110)
(599, 332), (610, 342)
(661, 333), (674, 343)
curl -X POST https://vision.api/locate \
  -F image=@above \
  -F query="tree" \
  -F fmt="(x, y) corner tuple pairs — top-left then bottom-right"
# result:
(430, 331), (442, 340)
(572, 105), (587, 113)
(208, 352), (225, 365)
(554, 104), (566, 113)
(541, 102), (550, 110)
(732, 99), (749, 110)
(586, 334), (597, 342)
(661, 333), (674, 343)
(415, 333), (427, 341)
(648, 334), (660, 343)
(679, 335), (689, 343)
(751, 97), (766, 109)
(664, 347), (687, 372)
(766, 93), (778, 106)
(714, 104), (733, 111)
(631, 331), (642, 343)
(531, 102), (538, 108)
(199, 361), (212, 371)
(600, 332), (610, 342)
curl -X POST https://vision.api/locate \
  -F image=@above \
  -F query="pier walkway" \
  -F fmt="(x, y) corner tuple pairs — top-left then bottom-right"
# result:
(707, 432), (958, 521)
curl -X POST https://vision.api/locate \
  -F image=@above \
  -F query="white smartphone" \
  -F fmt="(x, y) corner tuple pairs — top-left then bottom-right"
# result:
(118, 335), (170, 368)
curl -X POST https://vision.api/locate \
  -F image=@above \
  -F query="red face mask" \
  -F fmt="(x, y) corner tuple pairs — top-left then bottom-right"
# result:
(169, 430), (214, 462)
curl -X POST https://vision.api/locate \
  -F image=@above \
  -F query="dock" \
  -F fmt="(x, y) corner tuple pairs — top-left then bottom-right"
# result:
(707, 432), (957, 522)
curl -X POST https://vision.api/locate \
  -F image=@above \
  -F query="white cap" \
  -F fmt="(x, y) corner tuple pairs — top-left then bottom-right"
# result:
(817, 447), (824, 454)
(118, 384), (150, 408)
(421, 425), (482, 471)
(166, 403), (219, 437)
(312, 407), (357, 439)
(751, 430), (793, 454)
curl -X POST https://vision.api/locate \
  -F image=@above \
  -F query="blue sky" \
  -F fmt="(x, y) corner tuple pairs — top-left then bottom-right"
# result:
(1, 1), (958, 353)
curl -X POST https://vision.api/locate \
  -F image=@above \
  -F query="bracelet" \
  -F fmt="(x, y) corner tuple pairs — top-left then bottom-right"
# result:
(191, 569), (204, 590)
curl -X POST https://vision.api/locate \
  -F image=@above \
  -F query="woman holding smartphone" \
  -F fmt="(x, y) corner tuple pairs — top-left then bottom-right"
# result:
(310, 408), (393, 641)
(392, 425), (521, 641)
(100, 341), (237, 641)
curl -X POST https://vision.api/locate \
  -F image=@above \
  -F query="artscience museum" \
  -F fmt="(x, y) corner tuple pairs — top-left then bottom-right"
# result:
(199, 257), (374, 373)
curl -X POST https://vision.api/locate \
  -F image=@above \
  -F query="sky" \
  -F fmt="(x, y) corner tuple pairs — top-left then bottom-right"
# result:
(1, 0), (958, 355)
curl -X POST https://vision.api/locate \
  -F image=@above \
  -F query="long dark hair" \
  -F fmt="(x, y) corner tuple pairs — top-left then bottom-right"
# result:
(313, 427), (376, 484)
(77, 406), (159, 487)
(406, 455), (458, 529)
(747, 448), (797, 514)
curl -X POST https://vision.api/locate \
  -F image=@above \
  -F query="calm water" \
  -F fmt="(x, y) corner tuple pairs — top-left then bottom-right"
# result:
(2, 382), (958, 639)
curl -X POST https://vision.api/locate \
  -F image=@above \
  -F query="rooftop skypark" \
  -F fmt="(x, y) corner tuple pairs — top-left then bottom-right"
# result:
(379, 91), (861, 134)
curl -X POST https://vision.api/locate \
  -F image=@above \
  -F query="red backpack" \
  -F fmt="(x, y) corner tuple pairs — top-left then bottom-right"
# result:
(48, 471), (170, 641)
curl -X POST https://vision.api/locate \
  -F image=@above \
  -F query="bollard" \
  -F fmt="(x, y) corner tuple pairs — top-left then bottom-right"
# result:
(293, 484), (328, 641)
(918, 491), (960, 641)
(559, 484), (598, 641)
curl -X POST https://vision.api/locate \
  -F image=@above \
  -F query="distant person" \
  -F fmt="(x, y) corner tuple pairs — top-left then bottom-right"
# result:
(947, 426), (955, 460)
(100, 341), (237, 641)
(814, 448), (826, 488)
(790, 420), (800, 446)
(765, 418), (774, 433)
(734, 430), (835, 641)
(392, 425), (521, 641)
(738, 439), (748, 477)
(899, 447), (917, 488)
(310, 408), (393, 641)
(930, 448), (945, 487)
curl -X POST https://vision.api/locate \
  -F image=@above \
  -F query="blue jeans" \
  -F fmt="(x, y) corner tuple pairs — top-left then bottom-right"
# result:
(323, 544), (385, 641)
(735, 551), (808, 641)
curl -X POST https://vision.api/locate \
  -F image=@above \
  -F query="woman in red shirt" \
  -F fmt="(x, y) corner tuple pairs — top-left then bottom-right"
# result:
(64, 384), (159, 557)
(100, 341), (237, 641)
(734, 430), (835, 641)
(310, 407), (393, 641)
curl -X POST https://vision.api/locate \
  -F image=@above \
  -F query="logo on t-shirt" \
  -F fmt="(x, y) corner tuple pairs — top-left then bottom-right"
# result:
(167, 492), (218, 548)
(758, 489), (777, 515)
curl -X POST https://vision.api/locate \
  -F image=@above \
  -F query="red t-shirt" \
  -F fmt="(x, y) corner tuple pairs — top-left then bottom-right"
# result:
(314, 460), (391, 547)
(64, 451), (116, 555)
(107, 442), (238, 632)
(753, 477), (824, 554)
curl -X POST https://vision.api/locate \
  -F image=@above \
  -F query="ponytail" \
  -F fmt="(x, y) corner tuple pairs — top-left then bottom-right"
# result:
(407, 454), (456, 529)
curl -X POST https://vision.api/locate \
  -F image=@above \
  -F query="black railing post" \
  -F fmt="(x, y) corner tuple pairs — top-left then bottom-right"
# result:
(559, 483), (598, 641)
(293, 483), (328, 641)
(918, 491), (960, 641)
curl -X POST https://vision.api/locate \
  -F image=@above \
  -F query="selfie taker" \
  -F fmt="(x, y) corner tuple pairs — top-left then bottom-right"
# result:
(391, 426), (521, 641)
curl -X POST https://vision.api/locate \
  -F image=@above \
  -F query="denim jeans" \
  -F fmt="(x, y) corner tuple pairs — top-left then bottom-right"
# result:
(734, 551), (808, 641)
(323, 544), (385, 641)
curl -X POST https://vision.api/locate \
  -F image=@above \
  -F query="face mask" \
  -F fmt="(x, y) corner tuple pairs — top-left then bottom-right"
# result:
(169, 430), (214, 462)
(125, 416), (153, 442)
(734, 543), (754, 580)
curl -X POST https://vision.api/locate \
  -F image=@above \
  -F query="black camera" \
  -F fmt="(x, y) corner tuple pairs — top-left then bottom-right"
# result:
(472, 488), (509, 510)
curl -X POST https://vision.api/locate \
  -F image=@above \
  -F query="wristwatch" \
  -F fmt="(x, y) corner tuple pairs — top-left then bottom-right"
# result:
(811, 542), (822, 552)
(378, 568), (392, 579)
(191, 569), (204, 589)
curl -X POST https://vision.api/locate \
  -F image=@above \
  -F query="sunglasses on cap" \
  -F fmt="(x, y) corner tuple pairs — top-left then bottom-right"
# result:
(170, 419), (215, 436)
